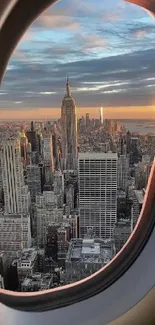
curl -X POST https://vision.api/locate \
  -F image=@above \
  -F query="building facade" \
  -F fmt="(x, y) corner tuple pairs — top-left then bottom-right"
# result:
(132, 189), (145, 230)
(1, 138), (24, 214)
(118, 155), (129, 191)
(61, 78), (78, 170)
(0, 214), (31, 260)
(26, 165), (41, 202)
(78, 152), (118, 239)
(43, 133), (54, 183)
(113, 219), (131, 253)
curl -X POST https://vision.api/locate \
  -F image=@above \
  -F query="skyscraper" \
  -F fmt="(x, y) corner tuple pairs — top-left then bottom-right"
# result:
(118, 155), (129, 191)
(1, 138), (24, 214)
(100, 107), (103, 125)
(26, 165), (41, 202)
(61, 77), (77, 170)
(0, 138), (31, 258)
(78, 152), (118, 239)
(43, 132), (54, 183)
(85, 113), (90, 127)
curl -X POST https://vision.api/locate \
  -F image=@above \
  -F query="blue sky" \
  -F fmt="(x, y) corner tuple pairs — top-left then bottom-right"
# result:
(0, 0), (155, 112)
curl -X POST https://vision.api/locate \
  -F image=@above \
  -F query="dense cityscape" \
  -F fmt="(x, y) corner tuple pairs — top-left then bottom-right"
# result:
(0, 78), (154, 292)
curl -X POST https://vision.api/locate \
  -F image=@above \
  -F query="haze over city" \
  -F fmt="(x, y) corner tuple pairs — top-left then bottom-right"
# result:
(0, 0), (155, 119)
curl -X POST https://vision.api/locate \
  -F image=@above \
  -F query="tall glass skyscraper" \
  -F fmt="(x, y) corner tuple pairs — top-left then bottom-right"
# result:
(100, 107), (104, 125)
(61, 77), (77, 170)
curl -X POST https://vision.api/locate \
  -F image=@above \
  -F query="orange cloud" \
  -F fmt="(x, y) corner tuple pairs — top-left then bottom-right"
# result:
(38, 14), (80, 30)
(132, 29), (148, 39)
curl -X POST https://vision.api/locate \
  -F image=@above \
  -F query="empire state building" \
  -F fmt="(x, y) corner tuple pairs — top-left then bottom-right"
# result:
(61, 77), (77, 170)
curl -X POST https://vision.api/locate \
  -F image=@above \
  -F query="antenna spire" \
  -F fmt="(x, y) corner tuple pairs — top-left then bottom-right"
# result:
(66, 75), (71, 96)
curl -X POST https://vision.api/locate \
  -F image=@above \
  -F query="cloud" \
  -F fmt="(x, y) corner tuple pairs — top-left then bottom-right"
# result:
(79, 34), (107, 53)
(132, 29), (148, 38)
(13, 49), (29, 61)
(102, 12), (121, 22)
(21, 31), (35, 42)
(1, 0), (155, 111)
(37, 14), (80, 30)
(1, 46), (155, 108)
(39, 91), (56, 95)
(129, 24), (155, 38)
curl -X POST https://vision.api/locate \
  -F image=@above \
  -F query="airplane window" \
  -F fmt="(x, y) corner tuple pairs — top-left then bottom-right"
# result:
(0, 0), (155, 302)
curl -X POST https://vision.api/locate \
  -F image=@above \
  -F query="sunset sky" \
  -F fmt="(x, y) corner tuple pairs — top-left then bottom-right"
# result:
(0, 0), (155, 119)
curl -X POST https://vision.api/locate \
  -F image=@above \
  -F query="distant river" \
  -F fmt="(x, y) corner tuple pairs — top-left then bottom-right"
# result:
(119, 120), (155, 135)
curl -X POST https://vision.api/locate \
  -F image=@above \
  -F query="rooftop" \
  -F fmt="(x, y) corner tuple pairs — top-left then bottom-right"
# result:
(134, 190), (144, 204)
(17, 248), (38, 264)
(22, 272), (53, 291)
(66, 238), (113, 265)
(78, 152), (118, 160)
(21, 273), (52, 291)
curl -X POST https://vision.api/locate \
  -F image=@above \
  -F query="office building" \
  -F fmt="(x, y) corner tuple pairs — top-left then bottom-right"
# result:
(36, 191), (63, 247)
(100, 107), (103, 125)
(52, 126), (59, 169)
(26, 165), (41, 202)
(54, 170), (64, 206)
(43, 133), (54, 183)
(130, 137), (141, 165)
(66, 184), (74, 212)
(0, 251), (7, 288)
(118, 155), (129, 191)
(132, 189), (145, 229)
(65, 238), (114, 283)
(57, 225), (71, 266)
(26, 121), (37, 152)
(85, 113), (90, 127)
(21, 185), (31, 214)
(1, 138), (30, 214)
(46, 224), (58, 260)
(0, 214), (31, 260)
(16, 248), (38, 281)
(79, 152), (118, 239)
(113, 219), (131, 253)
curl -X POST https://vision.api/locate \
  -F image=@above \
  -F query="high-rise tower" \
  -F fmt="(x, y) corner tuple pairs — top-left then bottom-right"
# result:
(1, 138), (24, 214)
(100, 107), (103, 125)
(43, 132), (54, 183)
(78, 152), (118, 239)
(61, 77), (77, 170)
(1, 138), (31, 214)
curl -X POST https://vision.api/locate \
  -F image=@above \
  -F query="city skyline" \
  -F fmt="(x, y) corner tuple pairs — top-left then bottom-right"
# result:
(0, 108), (153, 291)
(0, 0), (155, 119)
(0, 105), (155, 120)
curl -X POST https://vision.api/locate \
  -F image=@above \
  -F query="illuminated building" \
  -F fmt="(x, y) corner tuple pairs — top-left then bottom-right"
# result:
(100, 107), (103, 125)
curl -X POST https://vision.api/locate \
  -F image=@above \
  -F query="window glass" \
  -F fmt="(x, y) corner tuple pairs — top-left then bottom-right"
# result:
(0, 0), (153, 293)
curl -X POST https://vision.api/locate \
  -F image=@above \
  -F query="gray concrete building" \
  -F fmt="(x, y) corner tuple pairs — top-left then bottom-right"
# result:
(65, 238), (114, 283)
